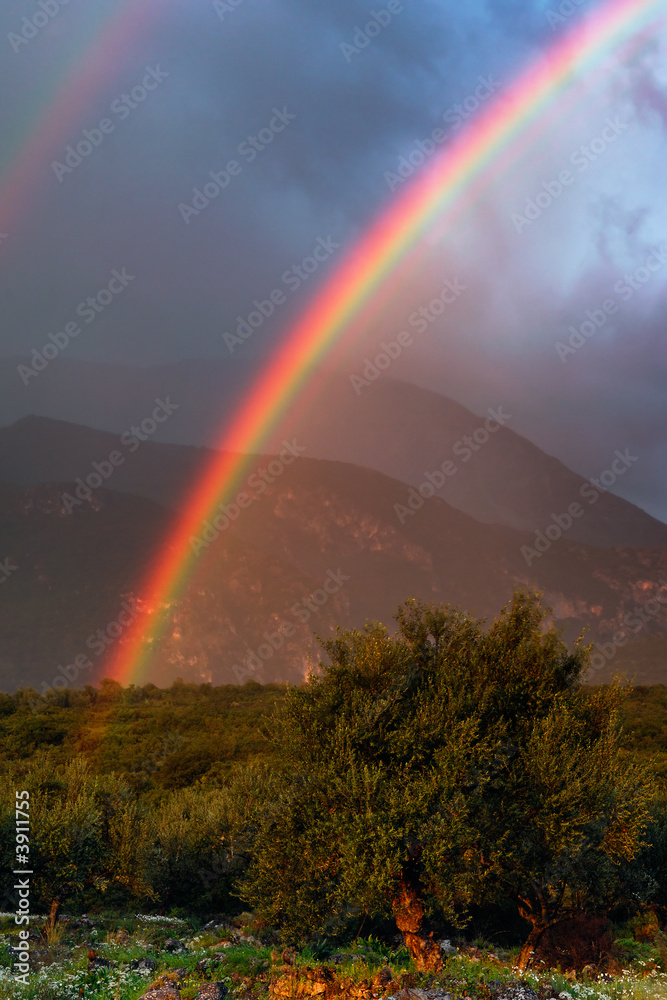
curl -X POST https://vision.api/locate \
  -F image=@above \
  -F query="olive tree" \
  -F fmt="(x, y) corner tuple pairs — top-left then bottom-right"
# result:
(239, 593), (655, 970)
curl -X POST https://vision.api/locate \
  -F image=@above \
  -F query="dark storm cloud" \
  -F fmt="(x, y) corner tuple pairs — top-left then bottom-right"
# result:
(0, 0), (525, 364)
(0, 0), (664, 523)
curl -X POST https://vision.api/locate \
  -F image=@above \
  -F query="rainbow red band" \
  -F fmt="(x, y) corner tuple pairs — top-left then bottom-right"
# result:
(5, 0), (658, 686)
(110, 0), (663, 686)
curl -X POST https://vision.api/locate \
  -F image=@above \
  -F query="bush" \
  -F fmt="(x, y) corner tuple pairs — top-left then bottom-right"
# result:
(239, 594), (657, 972)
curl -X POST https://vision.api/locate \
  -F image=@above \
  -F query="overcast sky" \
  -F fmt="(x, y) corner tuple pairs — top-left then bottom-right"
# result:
(1, 0), (666, 520)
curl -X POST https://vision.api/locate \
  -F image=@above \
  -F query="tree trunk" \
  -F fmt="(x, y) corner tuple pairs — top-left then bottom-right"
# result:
(517, 920), (548, 972)
(45, 898), (60, 936)
(392, 878), (443, 972)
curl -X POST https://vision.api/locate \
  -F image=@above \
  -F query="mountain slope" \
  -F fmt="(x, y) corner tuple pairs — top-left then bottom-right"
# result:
(270, 375), (667, 550)
(0, 414), (208, 509)
(2, 360), (665, 553)
(1, 449), (665, 692)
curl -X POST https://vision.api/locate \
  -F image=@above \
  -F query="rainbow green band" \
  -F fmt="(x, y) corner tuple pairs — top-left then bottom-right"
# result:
(44, 0), (657, 686)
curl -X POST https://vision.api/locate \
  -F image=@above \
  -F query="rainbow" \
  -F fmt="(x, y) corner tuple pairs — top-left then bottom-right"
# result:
(0, 1), (163, 237)
(102, 0), (662, 686)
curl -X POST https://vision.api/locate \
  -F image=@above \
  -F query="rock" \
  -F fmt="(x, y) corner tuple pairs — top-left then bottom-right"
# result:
(391, 989), (434, 1000)
(147, 971), (188, 990)
(87, 948), (113, 970)
(492, 985), (540, 1000)
(130, 957), (158, 973)
(194, 985), (229, 1000)
(271, 971), (334, 999)
(438, 939), (458, 956)
(409, 993), (453, 1000)
(164, 937), (189, 953)
(271, 975), (297, 998)
(485, 983), (504, 995)
(196, 957), (222, 977)
(234, 931), (262, 945)
(537, 982), (557, 999)
(139, 988), (181, 1000)
(383, 982), (402, 996)
(372, 967), (394, 988)
(348, 979), (372, 1000)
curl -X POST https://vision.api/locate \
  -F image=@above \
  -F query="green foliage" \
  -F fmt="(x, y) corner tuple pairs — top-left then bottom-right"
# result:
(6, 914), (667, 1000)
(240, 594), (657, 951)
(0, 756), (155, 918)
(0, 641), (665, 933)
(141, 767), (270, 911)
(620, 685), (667, 786)
(0, 680), (286, 792)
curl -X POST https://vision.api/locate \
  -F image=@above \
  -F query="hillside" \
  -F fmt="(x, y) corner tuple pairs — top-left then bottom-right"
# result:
(1, 450), (666, 689)
(2, 680), (666, 789)
(2, 366), (666, 551)
(268, 375), (667, 549)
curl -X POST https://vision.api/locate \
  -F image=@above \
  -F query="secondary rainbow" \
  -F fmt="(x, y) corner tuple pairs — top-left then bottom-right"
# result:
(0, 0), (163, 237)
(110, 0), (663, 685)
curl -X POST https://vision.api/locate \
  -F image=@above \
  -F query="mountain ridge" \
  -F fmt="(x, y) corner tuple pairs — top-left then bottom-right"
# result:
(1, 444), (665, 691)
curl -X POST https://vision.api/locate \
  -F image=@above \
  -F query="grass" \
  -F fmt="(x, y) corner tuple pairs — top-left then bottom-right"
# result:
(1, 916), (667, 1000)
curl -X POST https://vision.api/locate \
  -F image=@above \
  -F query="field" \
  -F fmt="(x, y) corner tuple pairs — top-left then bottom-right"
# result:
(2, 912), (667, 1000)
(2, 678), (667, 999)
(2, 681), (666, 790)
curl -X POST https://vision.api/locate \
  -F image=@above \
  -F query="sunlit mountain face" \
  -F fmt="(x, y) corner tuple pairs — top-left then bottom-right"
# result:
(0, 396), (665, 693)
